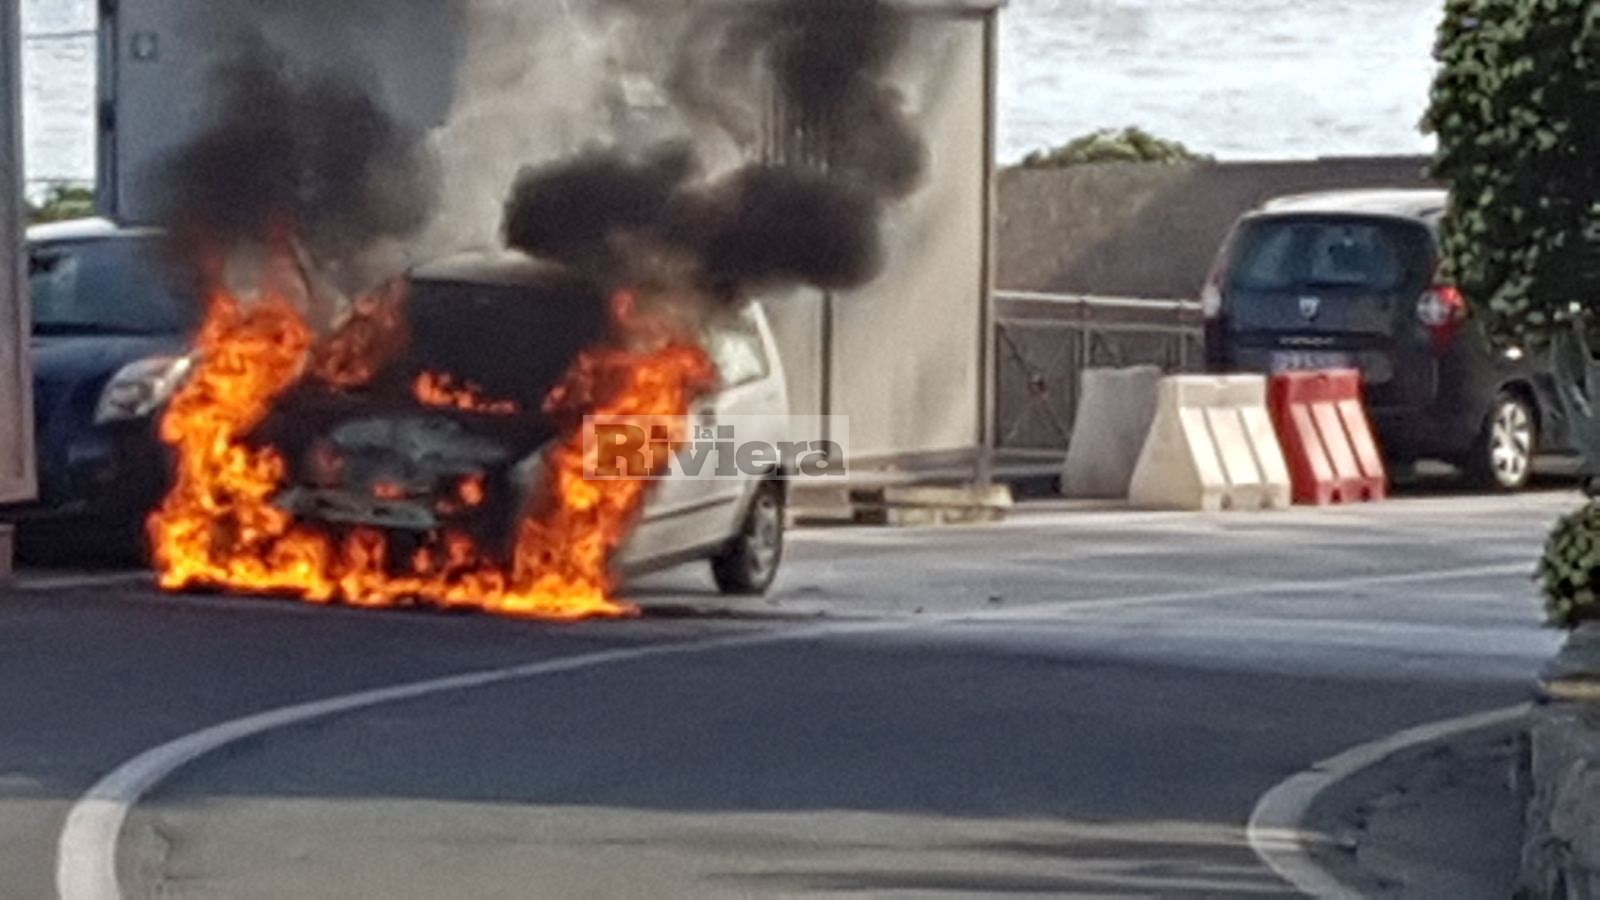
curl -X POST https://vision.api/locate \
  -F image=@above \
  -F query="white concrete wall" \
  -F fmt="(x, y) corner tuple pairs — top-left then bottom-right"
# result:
(828, 14), (990, 461)
(104, 0), (465, 222)
(759, 285), (826, 419)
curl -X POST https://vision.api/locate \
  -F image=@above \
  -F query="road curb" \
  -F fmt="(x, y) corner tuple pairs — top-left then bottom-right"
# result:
(1246, 703), (1530, 898)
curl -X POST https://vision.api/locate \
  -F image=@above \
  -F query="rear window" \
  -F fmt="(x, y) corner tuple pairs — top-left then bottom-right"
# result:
(1228, 217), (1432, 293)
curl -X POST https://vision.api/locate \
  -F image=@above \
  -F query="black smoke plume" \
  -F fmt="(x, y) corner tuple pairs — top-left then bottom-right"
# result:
(160, 41), (438, 289)
(505, 0), (923, 303)
(502, 144), (696, 280)
(503, 146), (882, 299)
(760, 0), (925, 199)
(691, 167), (883, 291)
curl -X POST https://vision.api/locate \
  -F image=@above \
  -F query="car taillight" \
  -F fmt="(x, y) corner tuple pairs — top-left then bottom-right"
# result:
(1418, 283), (1466, 352)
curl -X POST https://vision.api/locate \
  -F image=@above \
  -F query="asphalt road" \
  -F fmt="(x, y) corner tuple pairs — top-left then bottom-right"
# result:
(0, 490), (1578, 898)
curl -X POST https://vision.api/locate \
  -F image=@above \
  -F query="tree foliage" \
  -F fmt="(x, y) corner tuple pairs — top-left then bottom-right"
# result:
(1017, 127), (1208, 169)
(25, 184), (95, 224)
(1424, 0), (1600, 347)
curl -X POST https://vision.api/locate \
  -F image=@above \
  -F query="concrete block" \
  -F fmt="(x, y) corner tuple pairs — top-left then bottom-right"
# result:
(788, 483), (1013, 528)
(1060, 366), (1162, 499)
(849, 484), (1014, 528)
(787, 484), (857, 526)
(1128, 375), (1292, 512)
(867, 485), (1014, 510)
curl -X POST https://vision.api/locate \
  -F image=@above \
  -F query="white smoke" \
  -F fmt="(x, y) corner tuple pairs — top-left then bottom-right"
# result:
(419, 0), (738, 259)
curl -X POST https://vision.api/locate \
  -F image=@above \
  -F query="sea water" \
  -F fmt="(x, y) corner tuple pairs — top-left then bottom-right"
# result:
(21, 0), (1443, 187)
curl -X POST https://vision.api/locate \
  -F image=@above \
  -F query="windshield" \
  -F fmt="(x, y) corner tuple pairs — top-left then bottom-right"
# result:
(29, 237), (197, 335)
(1228, 217), (1432, 294)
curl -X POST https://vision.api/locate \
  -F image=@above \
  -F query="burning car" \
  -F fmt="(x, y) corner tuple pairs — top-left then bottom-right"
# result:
(126, 0), (915, 620)
(249, 252), (790, 600)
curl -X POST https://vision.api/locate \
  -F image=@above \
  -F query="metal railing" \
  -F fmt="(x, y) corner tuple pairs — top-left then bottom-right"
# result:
(993, 290), (1204, 461)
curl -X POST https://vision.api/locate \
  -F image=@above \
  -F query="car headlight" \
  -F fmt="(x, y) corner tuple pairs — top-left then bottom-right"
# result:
(95, 356), (193, 424)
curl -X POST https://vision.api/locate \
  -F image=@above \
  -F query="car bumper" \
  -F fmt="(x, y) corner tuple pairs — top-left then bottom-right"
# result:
(0, 422), (171, 528)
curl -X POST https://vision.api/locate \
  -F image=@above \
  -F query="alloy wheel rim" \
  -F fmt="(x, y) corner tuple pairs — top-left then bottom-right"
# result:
(1489, 401), (1533, 485)
(747, 494), (781, 579)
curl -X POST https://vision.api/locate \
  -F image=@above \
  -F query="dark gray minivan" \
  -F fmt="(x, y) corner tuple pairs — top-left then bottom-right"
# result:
(1204, 189), (1569, 490)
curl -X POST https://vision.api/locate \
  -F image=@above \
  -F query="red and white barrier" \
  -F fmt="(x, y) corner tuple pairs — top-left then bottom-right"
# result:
(1268, 369), (1387, 506)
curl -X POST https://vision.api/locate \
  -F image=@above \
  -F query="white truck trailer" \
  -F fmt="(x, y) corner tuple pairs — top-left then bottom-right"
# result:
(97, 0), (1002, 488)
(0, 0), (35, 574)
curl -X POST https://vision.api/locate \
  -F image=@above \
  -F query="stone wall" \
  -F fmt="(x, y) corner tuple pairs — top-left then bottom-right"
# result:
(1522, 624), (1600, 897)
(998, 156), (1437, 300)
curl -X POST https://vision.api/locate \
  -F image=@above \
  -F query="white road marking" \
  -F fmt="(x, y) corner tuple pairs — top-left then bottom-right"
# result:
(1246, 704), (1530, 898)
(56, 561), (1540, 900)
(54, 623), (889, 900)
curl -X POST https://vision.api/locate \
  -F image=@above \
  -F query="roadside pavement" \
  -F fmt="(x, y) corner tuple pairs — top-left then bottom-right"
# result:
(1305, 721), (1527, 897)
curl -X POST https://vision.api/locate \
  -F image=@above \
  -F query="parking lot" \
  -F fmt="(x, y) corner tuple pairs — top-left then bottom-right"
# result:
(1, 487), (1574, 898)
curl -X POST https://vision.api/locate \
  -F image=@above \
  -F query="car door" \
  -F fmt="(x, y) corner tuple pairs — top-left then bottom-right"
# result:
(697, 305), (787, 522)
(620, 305), (784, 566)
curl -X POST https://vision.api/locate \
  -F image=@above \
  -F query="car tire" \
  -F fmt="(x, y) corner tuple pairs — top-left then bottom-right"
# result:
(711, 481), (784, 596)
(1466, 391), (1538, 492)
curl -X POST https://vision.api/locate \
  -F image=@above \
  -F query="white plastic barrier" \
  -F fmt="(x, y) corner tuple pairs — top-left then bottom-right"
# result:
(1128, 375), (1292, 511)
(1060, 366), (1163, 499)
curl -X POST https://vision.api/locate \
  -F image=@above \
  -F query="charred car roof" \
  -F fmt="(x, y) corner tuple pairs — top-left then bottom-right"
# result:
(409, 251), (581, 287)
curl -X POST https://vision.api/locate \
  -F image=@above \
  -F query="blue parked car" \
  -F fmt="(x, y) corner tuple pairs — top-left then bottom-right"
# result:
(4, 219), (197, 562)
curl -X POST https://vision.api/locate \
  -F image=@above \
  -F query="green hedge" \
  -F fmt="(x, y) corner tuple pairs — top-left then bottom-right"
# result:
(1017, 127), (1209, 169)
(1541, 502), (1600, 628)
(26, 185), (96, 224)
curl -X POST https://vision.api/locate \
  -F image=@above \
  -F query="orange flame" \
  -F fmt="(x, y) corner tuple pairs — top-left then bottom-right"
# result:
(413, 371), (519, 415)
(310, 280), (409, 390)
(149, 249), (717, 621)
(458, 474), (487, 508)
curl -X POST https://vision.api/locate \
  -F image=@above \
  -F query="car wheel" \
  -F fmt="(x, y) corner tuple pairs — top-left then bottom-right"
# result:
(1468, 391), (1537, 491)
(711, 481), (784, 595)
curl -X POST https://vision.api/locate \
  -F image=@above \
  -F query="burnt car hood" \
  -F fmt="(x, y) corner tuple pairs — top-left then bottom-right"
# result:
(261, 394), (561, 539)
(255, 261), (608, 541)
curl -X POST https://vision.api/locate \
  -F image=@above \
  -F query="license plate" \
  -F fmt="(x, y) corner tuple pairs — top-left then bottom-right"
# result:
(1271, 351), (1352, 373)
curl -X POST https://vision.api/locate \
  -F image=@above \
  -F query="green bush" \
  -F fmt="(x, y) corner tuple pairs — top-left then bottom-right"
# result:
(26, 184), (96, 224)
(1423, 0), (1600, 349)
(1540, 501), (1600, 628)
(1017, 127), (1209, 169)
